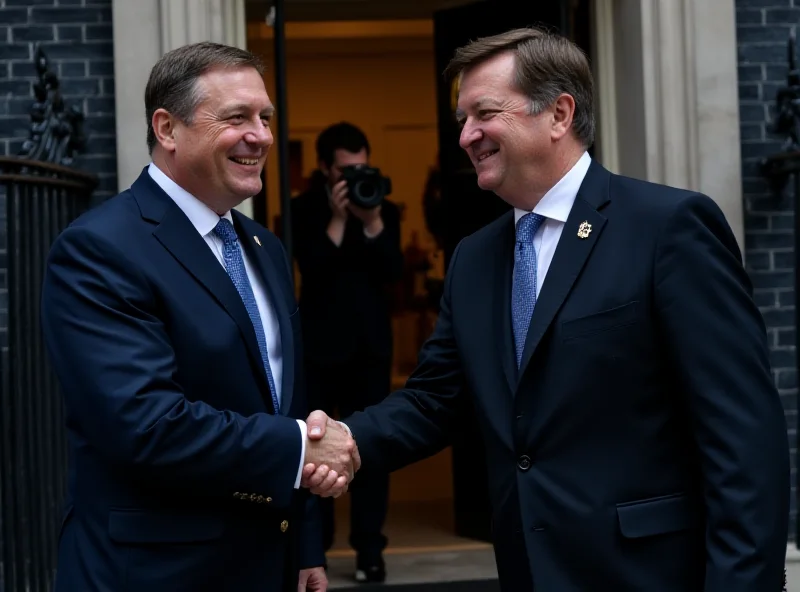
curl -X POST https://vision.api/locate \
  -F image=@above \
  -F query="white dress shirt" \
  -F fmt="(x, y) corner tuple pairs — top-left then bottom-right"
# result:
(148, 163), (306, 488)
(513, 151), (592, 297)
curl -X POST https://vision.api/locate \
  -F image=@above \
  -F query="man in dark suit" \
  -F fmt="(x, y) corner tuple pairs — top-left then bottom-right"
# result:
(40, 42), (357, 592)
(305, 27), (790, 591)
(290, 122), (403, 582)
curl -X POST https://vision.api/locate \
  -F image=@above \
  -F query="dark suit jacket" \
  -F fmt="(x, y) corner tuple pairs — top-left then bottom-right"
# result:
(345, 161), (790, 591)
(41, 168), (323, 592)
(290, 186), (403, 365)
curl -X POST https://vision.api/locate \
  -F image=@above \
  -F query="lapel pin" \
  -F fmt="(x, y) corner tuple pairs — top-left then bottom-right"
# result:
(577, 221), (592, 239)
(253, 235), (262, 246)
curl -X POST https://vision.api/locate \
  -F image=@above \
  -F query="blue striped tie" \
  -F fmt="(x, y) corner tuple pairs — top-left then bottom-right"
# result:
(213, 218), (280, 413)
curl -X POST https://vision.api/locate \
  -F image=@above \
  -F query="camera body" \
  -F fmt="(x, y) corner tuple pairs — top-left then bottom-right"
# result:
(339, 164), (392, 209)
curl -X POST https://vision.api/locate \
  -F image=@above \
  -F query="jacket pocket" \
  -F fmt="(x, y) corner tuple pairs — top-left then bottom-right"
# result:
(616, 492), (694, 539)
(561, 301), (639, 341)
(108, 509), (225, 544)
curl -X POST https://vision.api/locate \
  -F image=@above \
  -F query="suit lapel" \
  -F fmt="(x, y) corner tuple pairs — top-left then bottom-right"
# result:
(517, 161), (611, 378)
(491, 212), (518, 394)
(234, 213), (296, 415)
(132, 170), (276, 412)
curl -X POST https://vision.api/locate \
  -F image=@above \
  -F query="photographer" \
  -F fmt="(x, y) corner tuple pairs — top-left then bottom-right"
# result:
(290, 122), (403, 583)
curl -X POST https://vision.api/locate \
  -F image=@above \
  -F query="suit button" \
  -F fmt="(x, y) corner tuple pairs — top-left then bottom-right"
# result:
(249, 494), (257, 502)
(265, 497), (272, 504)
(518, 455), (531, 471)
(256, 495), (264, 503)
(280, 520), (289, 533)
(233, 492), (242, 499)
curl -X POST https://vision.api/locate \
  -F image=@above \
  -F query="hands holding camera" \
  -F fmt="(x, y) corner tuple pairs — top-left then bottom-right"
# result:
(301, 410), (360, 498)
(329, 179), (383, 233)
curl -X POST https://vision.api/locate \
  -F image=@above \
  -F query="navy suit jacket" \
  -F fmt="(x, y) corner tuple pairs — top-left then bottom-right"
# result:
(41, 168), (323, 592)
(345, 161), (790, 591)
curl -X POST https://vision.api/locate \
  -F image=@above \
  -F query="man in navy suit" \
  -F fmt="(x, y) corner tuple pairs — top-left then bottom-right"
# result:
(306, 26), (790, 591)
(41, 42), (357, 592)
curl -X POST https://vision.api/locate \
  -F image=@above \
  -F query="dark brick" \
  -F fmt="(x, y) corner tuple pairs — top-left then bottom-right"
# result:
(778, 290), (796, 308)
(775, 250), (794, 269)
(765, 8), (800, 23)
(59, 77), (98, 96)
(737, 25), (791, 44)
(85, 23), (110, 41)
(31, 7), (111, 24)
(739, 43), (793, 63)
(5, 0), (57, 5)
(743, 177), (770, 194)
(88, 59), (112, 76)
(0, 9), (30, 25)
(749, 268), (794, 288)
(779, 328), (796, 347)
(0, 116), (31, 138)
(101, 77), (113, 96)
(0, 44), (30, 61)
(59, 61), (86, 77)
(10, 61), (37, 78)
(738, 64), (763, 82)
(763, 305), (795, 326)
(57, 25), (83, 41)
(12, 25), (54, 42)
(0, 63), (8, 79)
(771, 348), (797, 368)
(736, 9), (764, 25)
(0, 79), (31, 95)
(772, 213), (795, 230)
(86, 96), (113, 114)
(39, 41), (112, 60)
(766, 64), (789, 81)
(746, 250), (772, 270)
(740, 103), (767, 122)
(742, 140), (784, 159)
(6, 98), (31, 116)
(739, 82), (761, 100)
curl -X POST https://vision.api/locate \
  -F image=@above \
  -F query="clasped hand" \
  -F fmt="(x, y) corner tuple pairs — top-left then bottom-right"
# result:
(301, 410), (360, 498)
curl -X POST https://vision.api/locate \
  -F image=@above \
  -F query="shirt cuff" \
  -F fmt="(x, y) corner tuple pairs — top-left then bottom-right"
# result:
(294, 419), (307, 489)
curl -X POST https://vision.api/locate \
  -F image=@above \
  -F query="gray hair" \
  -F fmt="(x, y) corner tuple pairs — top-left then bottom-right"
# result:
(144, 41), (265, 153)
(444, 26), (595, 148)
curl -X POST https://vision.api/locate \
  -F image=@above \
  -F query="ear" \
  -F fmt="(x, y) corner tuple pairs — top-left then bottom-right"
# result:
(550, 93), (576, 141)
(152, 108), (178, 152)
(318, 159), (331, 177)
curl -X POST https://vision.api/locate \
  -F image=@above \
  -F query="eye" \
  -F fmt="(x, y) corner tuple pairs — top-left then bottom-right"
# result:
(478, 109), (497, 119)
(260, 116), (271, 126)
(230, 114), (245, 123)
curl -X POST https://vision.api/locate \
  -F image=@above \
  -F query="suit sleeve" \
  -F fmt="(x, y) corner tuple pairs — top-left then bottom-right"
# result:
(653, 193), (789, 591)
(343, 242), (465, 471)
(298, 493), (325, 569)
(41, 225), (303, 508)
(290, 197), (343, 277)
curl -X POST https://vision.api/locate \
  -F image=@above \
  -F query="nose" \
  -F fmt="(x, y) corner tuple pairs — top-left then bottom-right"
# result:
(244, 122), (273, 149)
(459, 120), (481, 151)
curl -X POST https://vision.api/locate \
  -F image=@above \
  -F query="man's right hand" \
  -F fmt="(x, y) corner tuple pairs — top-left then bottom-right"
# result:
(302, 412), (358, 498)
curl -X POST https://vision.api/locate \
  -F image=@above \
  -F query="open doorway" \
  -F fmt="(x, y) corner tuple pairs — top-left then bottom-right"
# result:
(245, 0), (594, 560)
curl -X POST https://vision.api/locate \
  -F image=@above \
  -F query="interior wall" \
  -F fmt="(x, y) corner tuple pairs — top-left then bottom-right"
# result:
(248, 22), (452, 504)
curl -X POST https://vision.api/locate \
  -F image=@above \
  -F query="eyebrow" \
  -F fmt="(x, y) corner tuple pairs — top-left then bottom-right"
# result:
(455, 98), (503, 121)
(221, 104), (275, 117)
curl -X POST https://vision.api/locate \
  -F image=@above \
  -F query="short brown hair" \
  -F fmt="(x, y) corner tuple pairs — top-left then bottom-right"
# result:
(444, 26), (595, 148)
(144, 41), (265, 154)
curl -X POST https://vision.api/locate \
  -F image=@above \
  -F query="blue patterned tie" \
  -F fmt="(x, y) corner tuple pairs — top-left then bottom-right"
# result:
(213, 218), (280, 413)
(512, 213), (546, 368)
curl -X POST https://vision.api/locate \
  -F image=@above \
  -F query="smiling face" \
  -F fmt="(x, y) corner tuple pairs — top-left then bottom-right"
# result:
(151, 65), (274, 214)
(456, 51), (560, 208)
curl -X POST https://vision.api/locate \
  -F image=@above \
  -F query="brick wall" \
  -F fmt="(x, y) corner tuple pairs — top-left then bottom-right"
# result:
(0, 0), (117, 375)
(736, 0), (798, 541)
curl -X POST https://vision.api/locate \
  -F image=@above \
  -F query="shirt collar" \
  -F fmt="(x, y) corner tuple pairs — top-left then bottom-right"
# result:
(514, 151), (592, 225)
(147, 162), (232, 236)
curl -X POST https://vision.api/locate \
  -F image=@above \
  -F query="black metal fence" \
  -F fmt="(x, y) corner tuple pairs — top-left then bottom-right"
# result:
(0, 158), (96, 592)
(0, 45), (97, 592)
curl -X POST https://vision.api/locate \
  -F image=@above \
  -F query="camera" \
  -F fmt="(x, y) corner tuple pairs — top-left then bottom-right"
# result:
(340, 164), (392, 209)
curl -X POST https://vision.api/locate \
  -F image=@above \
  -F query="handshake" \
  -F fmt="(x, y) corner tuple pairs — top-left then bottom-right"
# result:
(300, 410), (360, 498)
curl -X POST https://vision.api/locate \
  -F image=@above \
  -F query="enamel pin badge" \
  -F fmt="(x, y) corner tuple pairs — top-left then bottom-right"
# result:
(577, 221), (592, 239)
(254, 236), (262, 246)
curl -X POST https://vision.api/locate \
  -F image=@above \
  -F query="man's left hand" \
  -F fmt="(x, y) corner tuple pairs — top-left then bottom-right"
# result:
(298, 567), (328, 591)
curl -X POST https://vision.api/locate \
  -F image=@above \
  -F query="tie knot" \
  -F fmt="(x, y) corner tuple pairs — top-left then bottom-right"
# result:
(213, 218), (238, 246)
(516, 213), (545, 243)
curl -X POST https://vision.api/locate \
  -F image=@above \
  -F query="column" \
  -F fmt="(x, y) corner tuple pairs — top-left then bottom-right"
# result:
(112, 0), (253, 217)
(597, 0), (744, 252)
